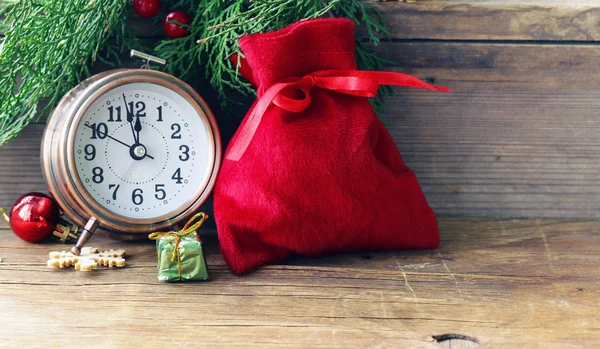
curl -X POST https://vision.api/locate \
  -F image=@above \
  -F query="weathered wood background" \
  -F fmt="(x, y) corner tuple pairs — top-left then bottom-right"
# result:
(2, 0), (600, 219)
(3, 217), (600, 348)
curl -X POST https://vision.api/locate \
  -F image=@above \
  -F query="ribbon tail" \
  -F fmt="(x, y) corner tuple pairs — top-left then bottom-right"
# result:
(177, 252), (182, 281)
(225, 107), (262, 162)
(313, 70), (450, 93)
(226, 81), (296, 161)
(371, 71), (450, 93)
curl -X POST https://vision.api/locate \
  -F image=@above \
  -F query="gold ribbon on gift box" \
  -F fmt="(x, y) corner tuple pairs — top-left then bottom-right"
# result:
(148, 212), (209, 280)
(0, 208), (9, 223)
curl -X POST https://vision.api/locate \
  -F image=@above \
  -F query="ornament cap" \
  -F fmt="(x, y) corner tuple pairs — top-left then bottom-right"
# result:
(52, 219), (79, 243)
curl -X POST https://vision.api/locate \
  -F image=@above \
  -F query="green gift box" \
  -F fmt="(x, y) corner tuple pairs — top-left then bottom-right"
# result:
(149, 213), (210, 283)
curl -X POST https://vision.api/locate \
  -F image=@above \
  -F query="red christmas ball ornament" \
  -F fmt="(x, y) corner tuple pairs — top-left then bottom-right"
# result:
(133, 0), (161, 19)
(9, 193), (60, 243)
(163, 11), (191, 39)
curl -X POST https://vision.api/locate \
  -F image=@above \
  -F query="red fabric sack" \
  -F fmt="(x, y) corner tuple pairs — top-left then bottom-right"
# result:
(214, 18), (449, 275)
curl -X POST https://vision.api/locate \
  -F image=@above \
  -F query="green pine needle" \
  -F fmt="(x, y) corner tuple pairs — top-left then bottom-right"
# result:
(0, 0), (392, 145)
(155, 0), (392, 110)
(0, 0), (134, 146)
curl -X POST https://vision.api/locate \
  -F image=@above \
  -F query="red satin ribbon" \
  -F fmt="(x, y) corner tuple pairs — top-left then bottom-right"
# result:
(226, 70), (450, 161)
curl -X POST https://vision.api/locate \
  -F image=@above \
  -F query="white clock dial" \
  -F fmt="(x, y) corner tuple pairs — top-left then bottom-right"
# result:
(73, 82), (213, 220)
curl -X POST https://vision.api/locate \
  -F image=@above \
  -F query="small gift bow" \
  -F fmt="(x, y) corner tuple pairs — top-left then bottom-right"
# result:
(226, 69), (450, 161)
(148, 213), (209, 280)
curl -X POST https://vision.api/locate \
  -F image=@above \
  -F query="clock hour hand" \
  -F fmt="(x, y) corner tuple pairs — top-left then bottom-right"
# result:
(122, 93), (138, 144)
(134, 112), (142, 145)
(84, 124), (154, 160)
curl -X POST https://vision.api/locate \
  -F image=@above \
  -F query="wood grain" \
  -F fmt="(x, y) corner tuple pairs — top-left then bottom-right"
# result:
(1, 217), (599, 348)
(378, 41), (600, 88)
(0, 125), (46, 204)
(376, 41), (600, 219)
(370, 0), (600, 41)
(4, 1), (600, 42)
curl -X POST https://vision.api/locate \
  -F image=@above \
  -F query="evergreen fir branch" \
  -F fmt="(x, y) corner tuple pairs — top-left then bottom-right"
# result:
(154, 0), (391, 111)
(0, 0), (133, 146)
(0, 0), (393, 144)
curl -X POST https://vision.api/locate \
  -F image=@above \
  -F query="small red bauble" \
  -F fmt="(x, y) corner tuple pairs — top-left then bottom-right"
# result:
(163, 11), (191, 39)
(133, 0), (161, 19)
(9, 192), (60, 243)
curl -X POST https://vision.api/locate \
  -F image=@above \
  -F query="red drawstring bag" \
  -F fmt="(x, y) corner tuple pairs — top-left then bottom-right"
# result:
(214, 18), (449, 275)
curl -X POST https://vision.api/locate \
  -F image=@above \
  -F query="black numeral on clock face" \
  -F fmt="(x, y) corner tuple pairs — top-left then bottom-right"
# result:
(157, 106), (163, 122)
(109, 184), (120, 200)
(171, 123), (181, 139)
(90, 123), (108, 139)
(107, 106), (122, 122)
(172, 168), (183, 184)
(179, 145), (190, 161)
(132, 188), (144, 205)
(154, 184), (166, 200)
(84, 144), (96, 161)
(128, 101), (146, 117)
(92, 167), (104, 184)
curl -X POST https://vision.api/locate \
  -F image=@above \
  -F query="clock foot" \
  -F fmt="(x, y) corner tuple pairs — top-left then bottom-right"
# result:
(71, 217), (99, 256)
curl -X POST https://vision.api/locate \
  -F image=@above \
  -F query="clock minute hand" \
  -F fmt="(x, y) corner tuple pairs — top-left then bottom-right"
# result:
(84, 124), (154, 160)
(122, 93), (138, 144)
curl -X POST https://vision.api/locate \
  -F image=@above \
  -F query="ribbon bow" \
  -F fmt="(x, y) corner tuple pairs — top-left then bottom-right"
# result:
(226, 69), (450, 161)
(148, 213), (209, 279)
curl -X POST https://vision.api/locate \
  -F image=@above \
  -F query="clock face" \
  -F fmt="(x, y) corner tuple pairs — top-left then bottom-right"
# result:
(72, 82), (213, 220)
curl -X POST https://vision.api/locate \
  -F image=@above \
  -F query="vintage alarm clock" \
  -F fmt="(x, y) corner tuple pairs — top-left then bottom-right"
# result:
(41, 51), (221, 254)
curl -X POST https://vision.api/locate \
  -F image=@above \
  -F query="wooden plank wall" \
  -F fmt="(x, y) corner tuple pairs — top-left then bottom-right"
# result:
(378, 0), (600, 219)
(1, 0), (600, 219)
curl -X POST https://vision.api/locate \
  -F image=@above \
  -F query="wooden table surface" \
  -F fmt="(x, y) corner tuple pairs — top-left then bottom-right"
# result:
(1, 217), (598, 348)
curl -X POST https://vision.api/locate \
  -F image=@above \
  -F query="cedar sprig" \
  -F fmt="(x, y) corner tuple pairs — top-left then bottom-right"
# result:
(0, 0), (133, 146)
(155, 0), (391, 109)
(0, 0), (392, 145)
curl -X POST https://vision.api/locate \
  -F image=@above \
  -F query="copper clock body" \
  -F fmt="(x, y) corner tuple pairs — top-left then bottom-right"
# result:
(41, 69), (221, 240)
